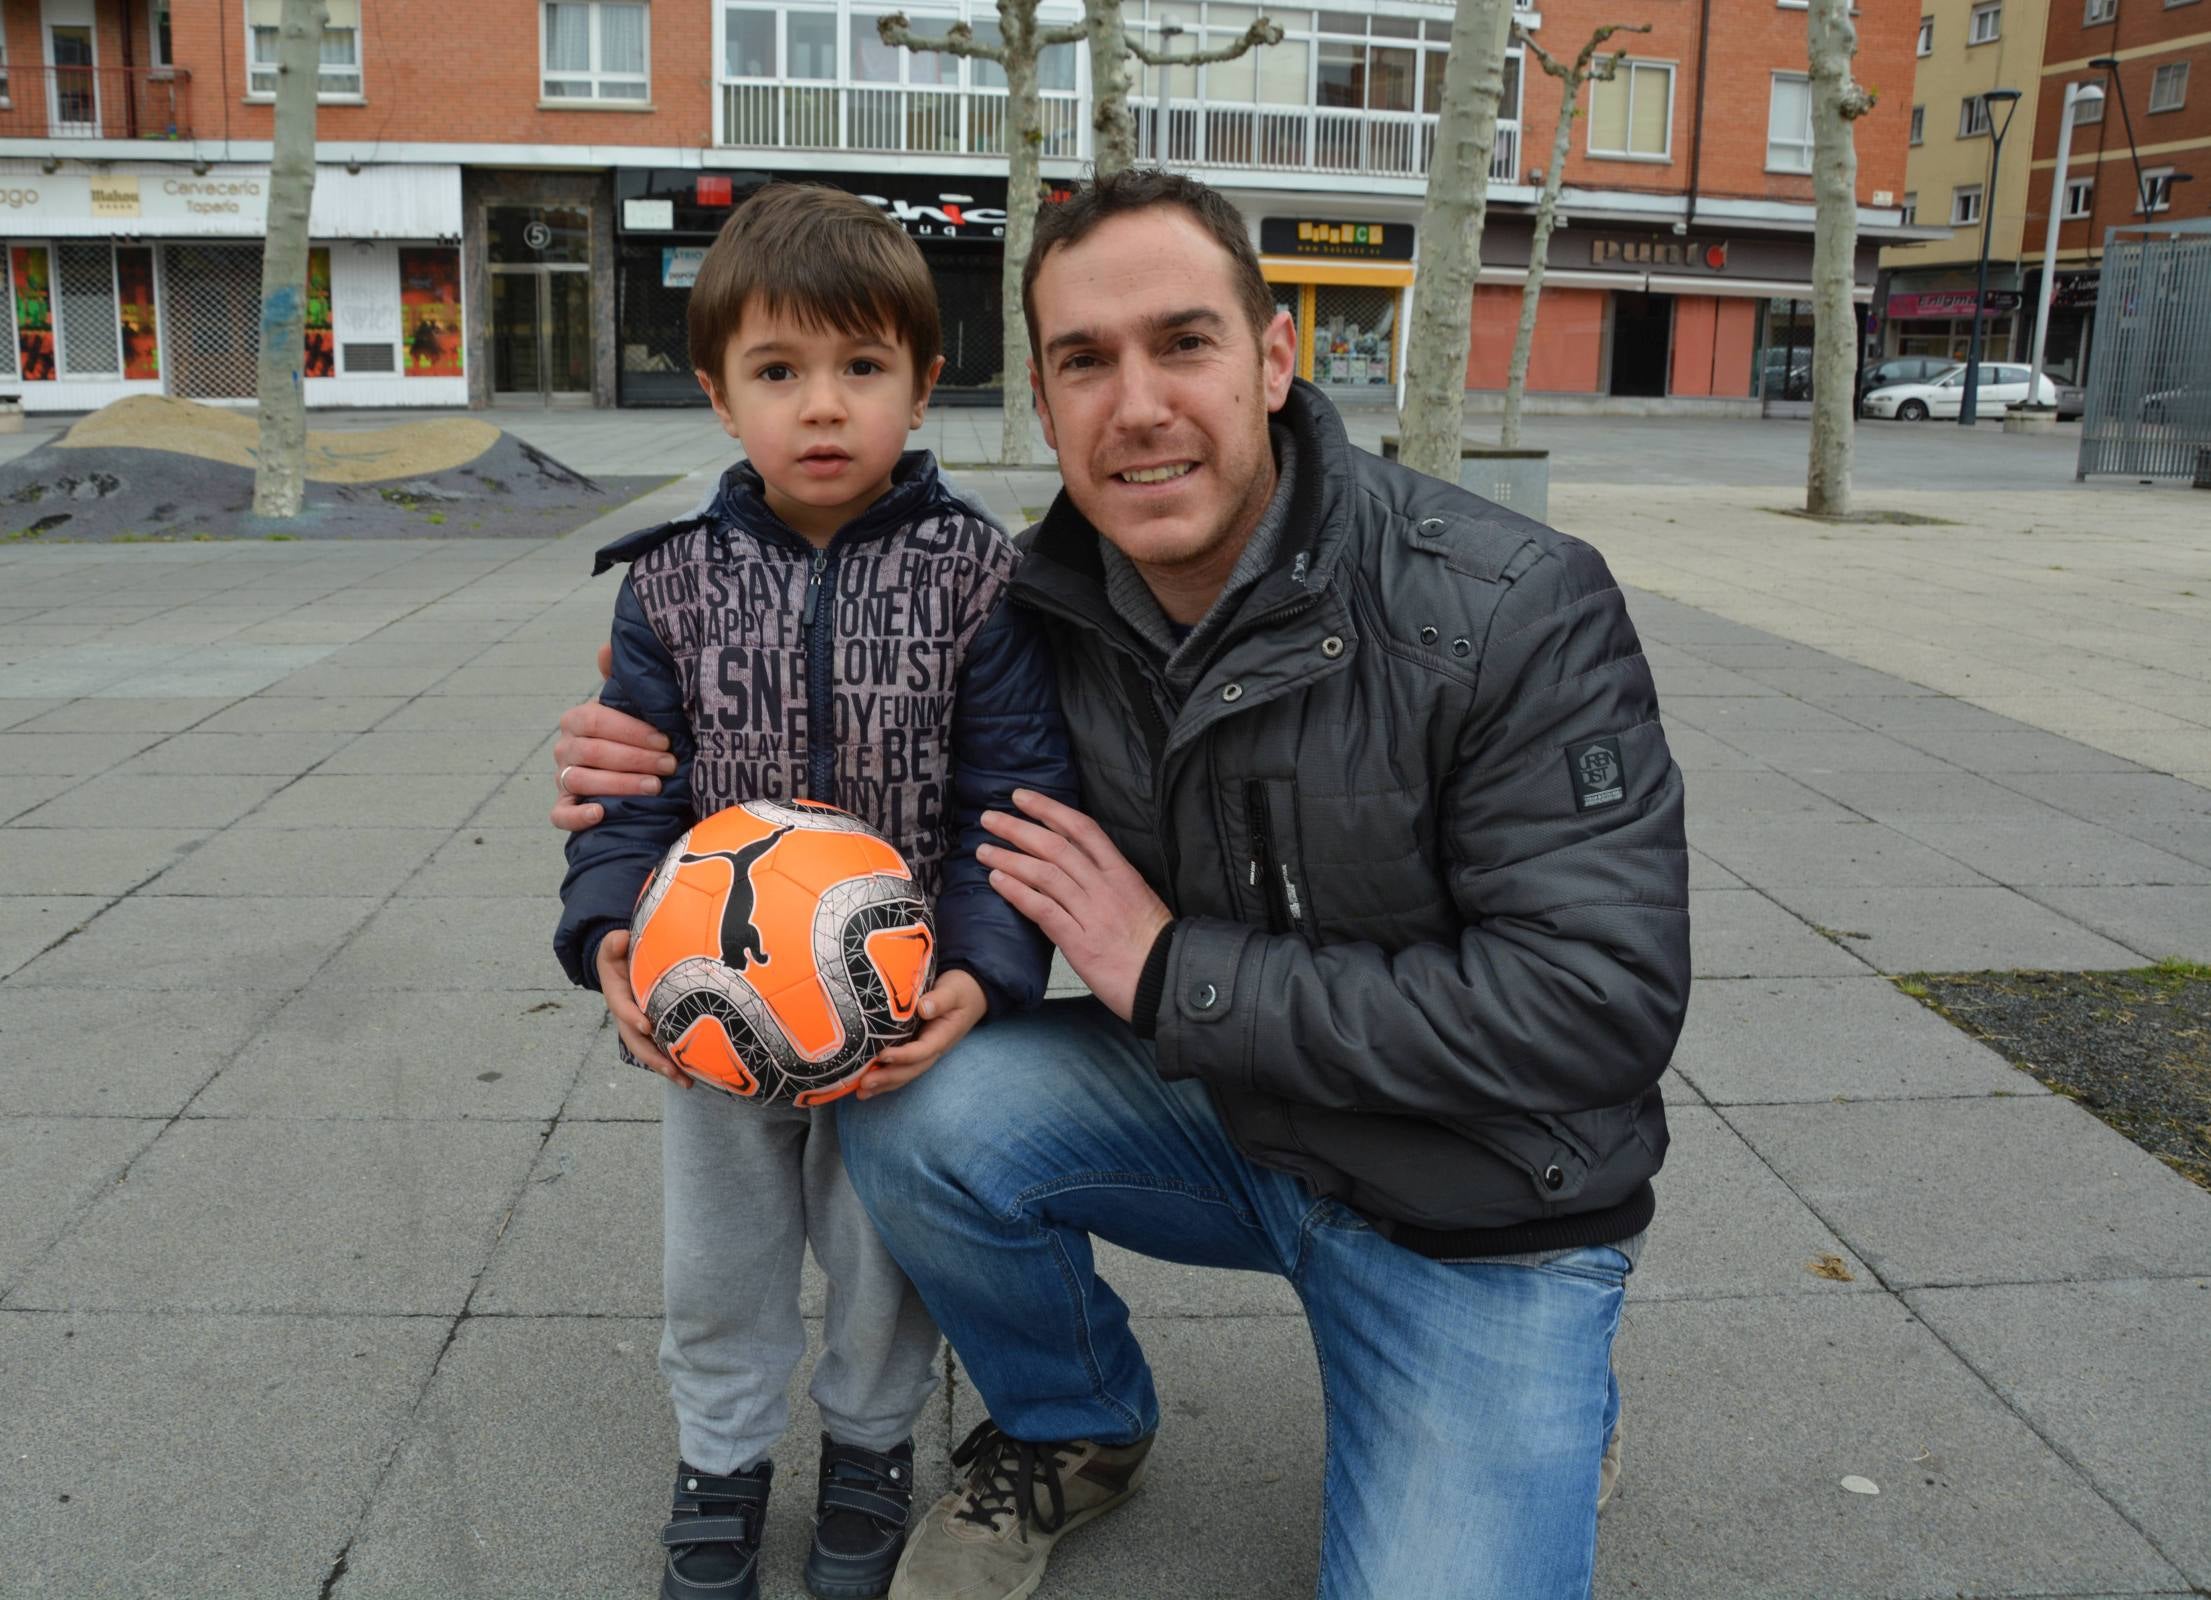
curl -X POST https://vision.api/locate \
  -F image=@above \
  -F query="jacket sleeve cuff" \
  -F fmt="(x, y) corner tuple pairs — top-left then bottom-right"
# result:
(938, 959), (1016, 1021)
(1128, 921), (1179, 1041)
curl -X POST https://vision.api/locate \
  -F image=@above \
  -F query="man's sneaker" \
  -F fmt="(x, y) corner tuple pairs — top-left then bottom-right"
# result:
(661, 1457), (771, 1600)
(805, 1434), (916, 1600)
(888, 1420), (1153, 1600)
(1597, 1417), (1624, 1515)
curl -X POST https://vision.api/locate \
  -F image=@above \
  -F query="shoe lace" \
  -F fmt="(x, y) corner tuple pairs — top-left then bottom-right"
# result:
(949, 1420), (1070, 1536)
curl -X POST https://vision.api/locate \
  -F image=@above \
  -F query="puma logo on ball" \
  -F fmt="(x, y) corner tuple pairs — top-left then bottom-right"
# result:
(679, 824), (794, 972)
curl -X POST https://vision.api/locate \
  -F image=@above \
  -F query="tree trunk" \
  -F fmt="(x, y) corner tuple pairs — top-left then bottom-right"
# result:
(1806, 0), (1872, 516)
(252, 0), (324, 519)
(1396, 0), (1515, 482)
(1088, 0), (1135, 176)
(1000, 0), (1042, 465)
(1502, 75), (1576, 449)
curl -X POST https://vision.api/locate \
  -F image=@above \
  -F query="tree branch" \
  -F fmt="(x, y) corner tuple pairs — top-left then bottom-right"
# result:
(876, 14), (1007, 62)
(1041, 19), (1088, 46)
(1128, 18), (1285, 67)
(1521, 21), (1650, 84)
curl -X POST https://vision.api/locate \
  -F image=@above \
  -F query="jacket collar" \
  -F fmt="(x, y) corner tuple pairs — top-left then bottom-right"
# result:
(592, 449), (951, 573)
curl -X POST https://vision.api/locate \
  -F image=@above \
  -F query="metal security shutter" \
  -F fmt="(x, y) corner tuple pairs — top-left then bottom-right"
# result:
(616, 244), (698, 406)
(57, 241), (119, 376)
(162, 243), (262, 398)
(0, 243), (17, 381)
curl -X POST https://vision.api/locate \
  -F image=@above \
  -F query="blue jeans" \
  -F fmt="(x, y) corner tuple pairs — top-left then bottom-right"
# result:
(839, 999), (1630, 1600)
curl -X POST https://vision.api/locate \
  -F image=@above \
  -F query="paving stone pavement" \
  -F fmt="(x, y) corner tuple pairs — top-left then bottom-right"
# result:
(4, 430), (2210, 1600)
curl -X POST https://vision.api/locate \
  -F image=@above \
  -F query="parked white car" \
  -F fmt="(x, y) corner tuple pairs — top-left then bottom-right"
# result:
(1859, 362), (2061, 421)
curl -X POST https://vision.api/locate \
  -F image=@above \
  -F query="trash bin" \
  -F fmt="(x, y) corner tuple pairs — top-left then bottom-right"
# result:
(2195, 447), (2211, 490)
(1378, 436), (1550, 522)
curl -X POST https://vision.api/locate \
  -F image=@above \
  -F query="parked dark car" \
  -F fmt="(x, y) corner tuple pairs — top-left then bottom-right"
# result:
(2056, 384), (2085, 421)
(1857, 355), (1952, 408)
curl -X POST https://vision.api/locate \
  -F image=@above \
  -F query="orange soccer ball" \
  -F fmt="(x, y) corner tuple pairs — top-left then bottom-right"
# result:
(627, 799), (936, 1106)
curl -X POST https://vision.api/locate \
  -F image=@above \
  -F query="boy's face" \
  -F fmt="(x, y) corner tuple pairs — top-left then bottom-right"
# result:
(698, 297), (944, 545)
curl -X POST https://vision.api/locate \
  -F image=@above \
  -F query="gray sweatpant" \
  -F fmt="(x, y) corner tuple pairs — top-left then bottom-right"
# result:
(660, 1078), (941, 1474)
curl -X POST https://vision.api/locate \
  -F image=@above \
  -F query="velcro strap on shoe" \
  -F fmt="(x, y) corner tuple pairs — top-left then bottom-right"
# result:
(820, 1482), (910, 1525)
(674, 1470), (771, 1506)
(661, 1516), (758, 1549)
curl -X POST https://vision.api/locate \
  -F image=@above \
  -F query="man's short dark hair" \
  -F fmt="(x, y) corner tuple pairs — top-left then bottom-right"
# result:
(689, 183), (941, 397)
(1021, 168), (1276, 363)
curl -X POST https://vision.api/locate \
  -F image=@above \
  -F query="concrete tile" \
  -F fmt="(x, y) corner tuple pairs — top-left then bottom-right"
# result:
(0, 895), (106, 976)
(239, 771), (502, 829)
(0, 773), (77, 821)
(1678, 770), (1858, 823)
(110, 730), (352, 775)
(1790, 769), (2063, 821)
(0, 696), (67, 728)
(1817, 694), (2051, 736)
(1726, 1097), (2211, 1288)
(1686, 848), (1746, 890)
(1660, 725), (1772, 773)
(0, 1310), (448, 1600)
(1884, 817), (2211, 888)
(466, 768), (570, 828)
(378, 692), (584, 730)
(11, 1119), (547, 1314)
(2004, 772), (2211, 869)
(1689, 890), (1867, 978)
(475, 1121), (662, 1315)
(0, 731), (162, 775)
(1632, 1106), (1874, 1302)
(1672, 977), (2045, 1105)
(122, 644), (341, 698)
(1691, 818), (1992, 888)
(200, 989), (597, 1121)
(7, 895), (379, 990)
(316, 728), (549, 776)
(143, 825), (444, 896)
(192, 695), (408, 733)
(2025, 886), (2211, 963)
(1673, 696), (1869, 736)
(0, 827), (204, 894)
(0, 1117), (163, 1288)
(2, 643), (192, 697)
(1709, 729), (1953, 775)
(1597, 1296), (2189, 1600)
(13, 771), (290, 829)
(431, 666), (582, 697)
(399, 827), (569, 898)
(1908, 1279), (2211, 1589)
(1883, 728), (2151, 774)
(560, 1038), (666, 1122)
(259, 663), (453, 697)
(321, 896), (566, 991)
(1756, 885), (2148, 973)
(0, 988), (282, 1117)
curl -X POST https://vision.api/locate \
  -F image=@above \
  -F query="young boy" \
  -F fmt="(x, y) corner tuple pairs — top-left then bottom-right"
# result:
(553, 184), (1076, 1600)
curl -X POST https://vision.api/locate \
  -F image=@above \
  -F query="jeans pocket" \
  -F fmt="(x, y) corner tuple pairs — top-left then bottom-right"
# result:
(1527, 1244), (1635, 1287)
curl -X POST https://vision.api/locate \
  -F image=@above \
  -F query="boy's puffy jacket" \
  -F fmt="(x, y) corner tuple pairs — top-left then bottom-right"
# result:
(554, 452), (1078, 1018)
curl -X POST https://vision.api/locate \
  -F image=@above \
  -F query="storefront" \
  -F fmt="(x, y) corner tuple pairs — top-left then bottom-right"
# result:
(1255, 217), (1412, 399)
(0, 160), (465, 413)
(1879, 269), (2026, 365)
(612, 169), (1024, 407)
(2023, 268), (2098, 386)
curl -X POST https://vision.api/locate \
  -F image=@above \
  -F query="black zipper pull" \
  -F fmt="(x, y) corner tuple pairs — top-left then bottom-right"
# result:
(800, 550), (827, 630)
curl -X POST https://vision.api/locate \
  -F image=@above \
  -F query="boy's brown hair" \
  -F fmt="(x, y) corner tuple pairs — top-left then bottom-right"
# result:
(688, 183), (942, 396)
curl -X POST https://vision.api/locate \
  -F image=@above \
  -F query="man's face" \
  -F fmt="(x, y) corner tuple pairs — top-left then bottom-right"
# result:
(1028, 209), (1296, 574)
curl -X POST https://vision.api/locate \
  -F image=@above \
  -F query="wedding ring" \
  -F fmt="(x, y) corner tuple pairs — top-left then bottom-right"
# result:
(558, 765), (575, 795)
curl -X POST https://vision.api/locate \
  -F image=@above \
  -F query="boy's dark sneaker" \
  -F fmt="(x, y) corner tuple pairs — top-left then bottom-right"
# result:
(888, 1421), (1152, 1600)
(661, 1457), (771, 1600)
(804, 1434), (917, 1599)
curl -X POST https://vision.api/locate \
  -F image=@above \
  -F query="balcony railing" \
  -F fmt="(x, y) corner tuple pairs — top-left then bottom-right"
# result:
(720, 81), (1082, 159)
(0, 65), (192, 141)
(1134, 101), (1521, 185)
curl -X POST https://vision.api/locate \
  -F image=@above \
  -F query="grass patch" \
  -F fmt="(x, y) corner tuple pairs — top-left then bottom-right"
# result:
(1896, 966), (2211, 1190)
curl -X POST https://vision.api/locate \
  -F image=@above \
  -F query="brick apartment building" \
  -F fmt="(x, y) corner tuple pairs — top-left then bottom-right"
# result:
(0, 0), (1921, 414)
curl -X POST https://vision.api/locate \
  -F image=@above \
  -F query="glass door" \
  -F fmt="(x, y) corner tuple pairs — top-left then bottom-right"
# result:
(492, 269), (544, 397)
(46, 24), (99, 137)
(491, 266), (592, 403)
(547, 269), (592, 396)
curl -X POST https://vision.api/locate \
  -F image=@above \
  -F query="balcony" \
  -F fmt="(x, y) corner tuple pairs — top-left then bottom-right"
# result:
(0, 65), (192, 141)
(716, 78), (1520, 186)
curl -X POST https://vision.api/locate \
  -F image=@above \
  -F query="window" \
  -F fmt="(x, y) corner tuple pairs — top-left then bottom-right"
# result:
(2084, 0), (2116, 21)
(1917, 16), (1932, 53)
(247, 0), (362, 98)
(150, 1), (173, 69)
(2141, 167), (2176, 212)
(2148, 61), (2189, 111)
(542, 2), (648, 100)
(1900, 192), (1917, 223)
(1952, 184), (1983, 224)
(1767, 72), (1813, 171)
(1587, 59), (1673, 159)
(1959, 93), (1992, 137)
(1968, 1), (2002, 41)
(0, 13), (10, 102)
(2064, 175), (2095, 217)
(1909, 104), (1924, 143)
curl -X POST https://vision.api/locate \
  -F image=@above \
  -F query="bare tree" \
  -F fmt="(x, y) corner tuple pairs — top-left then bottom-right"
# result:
(1501, 22), (1650, 449)
(252, 0), (325, 519)
(1110, 8), (1283, 173)
(882, 3), (1084, 464)
(1087, 0), (1140, 174)
(1395, 0), (1517, 482)
(1805, 0), (1875, 516)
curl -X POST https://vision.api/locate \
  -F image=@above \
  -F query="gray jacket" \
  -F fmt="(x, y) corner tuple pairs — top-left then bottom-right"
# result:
(1013, 382), (1691, 1255)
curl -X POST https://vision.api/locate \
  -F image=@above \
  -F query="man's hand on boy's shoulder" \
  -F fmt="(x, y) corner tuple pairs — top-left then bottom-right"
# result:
(854, 970), (988, 1100)
(552, 642), (677, 831)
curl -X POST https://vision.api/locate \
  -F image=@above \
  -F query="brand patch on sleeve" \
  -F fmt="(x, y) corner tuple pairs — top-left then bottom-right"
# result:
(1566, 736), (1627, 811)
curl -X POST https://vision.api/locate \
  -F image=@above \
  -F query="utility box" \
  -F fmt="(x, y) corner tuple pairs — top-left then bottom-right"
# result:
(1379, 436), (1550, 522)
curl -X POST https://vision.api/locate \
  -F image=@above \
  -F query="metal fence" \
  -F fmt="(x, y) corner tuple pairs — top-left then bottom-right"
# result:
(2077, 220), (2211, 481)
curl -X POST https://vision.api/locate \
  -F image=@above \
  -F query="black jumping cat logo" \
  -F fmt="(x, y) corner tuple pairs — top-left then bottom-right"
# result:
(680, 825), (794, 972)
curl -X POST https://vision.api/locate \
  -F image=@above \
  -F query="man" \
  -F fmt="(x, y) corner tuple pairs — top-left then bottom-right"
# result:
(554, 169), (1689, 1600)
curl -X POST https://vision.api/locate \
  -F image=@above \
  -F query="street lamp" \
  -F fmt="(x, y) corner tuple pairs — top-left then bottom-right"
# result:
(1959, 87), (2022, 427)
(2087, 59), (2149, 218)
(2026, 80), (2105, 410)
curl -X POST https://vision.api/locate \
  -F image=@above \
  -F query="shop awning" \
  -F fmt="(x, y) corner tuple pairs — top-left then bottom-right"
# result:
(0, 162), (462, 240)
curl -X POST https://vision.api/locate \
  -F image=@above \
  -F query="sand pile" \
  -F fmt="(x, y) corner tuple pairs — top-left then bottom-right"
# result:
(56, 395), (506, 483)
